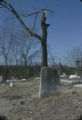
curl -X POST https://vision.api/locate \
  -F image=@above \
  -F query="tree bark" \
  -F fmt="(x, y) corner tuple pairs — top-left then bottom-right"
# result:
(41, 28), (48, 66)
(41, 10), (50, 66)
(41, 43), (48, 66)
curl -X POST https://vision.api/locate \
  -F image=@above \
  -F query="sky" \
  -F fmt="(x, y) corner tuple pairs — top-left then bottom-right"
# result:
(0, 0), (82, 62)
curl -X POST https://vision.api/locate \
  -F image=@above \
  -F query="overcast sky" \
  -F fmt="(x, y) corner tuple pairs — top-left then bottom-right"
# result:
(0, 0), (82, 62)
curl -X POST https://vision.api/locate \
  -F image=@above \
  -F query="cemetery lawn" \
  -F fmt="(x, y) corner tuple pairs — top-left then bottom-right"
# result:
(0, 78), (82, 120)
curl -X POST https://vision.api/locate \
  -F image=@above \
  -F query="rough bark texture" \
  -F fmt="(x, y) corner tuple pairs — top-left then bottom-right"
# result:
(41, 10), (50, 66)
(41, 41), (48, 66)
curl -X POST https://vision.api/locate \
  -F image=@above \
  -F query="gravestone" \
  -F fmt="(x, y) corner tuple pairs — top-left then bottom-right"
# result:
(39, 67), (60, 98)
(10, 82), (14, 87)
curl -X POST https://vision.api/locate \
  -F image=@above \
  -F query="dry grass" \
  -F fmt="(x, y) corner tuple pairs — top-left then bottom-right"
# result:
(0, 78), (82, 120)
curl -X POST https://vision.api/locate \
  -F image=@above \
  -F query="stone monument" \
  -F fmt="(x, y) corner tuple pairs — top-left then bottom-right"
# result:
(39, 67), (60, 98)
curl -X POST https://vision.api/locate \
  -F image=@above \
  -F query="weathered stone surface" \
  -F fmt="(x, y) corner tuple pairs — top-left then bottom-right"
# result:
(39, 67), (60, 98)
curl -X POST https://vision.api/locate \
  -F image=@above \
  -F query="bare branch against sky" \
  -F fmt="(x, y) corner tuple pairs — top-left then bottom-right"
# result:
(0, 0), (42, 41)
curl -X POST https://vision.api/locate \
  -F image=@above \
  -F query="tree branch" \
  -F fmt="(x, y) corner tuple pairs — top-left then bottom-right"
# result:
(0, 0), (42, 41)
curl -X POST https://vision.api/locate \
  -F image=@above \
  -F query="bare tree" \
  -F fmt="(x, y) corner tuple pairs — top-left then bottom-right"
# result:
(0, 0), (50, 66)
(10, 29), (41, 66)
(71, 47), (82, 67)
(0, 34), (12, 66)
(64, 46), (82, 71)
(26, 50), (41, 66)
(0, 33), (13, 80)
(21, 38), (34, 66)
(11, 35), (20, 65)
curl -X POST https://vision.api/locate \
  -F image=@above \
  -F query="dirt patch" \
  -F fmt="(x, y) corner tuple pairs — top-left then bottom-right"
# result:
(0, 79), (82, 120)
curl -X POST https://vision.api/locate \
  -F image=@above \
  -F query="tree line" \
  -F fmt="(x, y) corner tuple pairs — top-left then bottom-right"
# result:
(0, 25), (41, 66)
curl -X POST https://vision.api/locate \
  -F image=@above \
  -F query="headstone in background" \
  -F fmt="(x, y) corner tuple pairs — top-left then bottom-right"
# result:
(10, 82), (14, 87)
(69, 74), (80, 80)
(39, 67), (60, 98)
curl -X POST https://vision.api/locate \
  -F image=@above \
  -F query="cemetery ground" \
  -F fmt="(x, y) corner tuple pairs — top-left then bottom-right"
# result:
(0, 78), (82, 120)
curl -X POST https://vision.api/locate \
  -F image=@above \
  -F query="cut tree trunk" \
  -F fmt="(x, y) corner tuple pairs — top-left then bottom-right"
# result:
(41, 10), (50, 66)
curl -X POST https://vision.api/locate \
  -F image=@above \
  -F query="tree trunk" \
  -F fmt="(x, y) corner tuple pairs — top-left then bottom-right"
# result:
(41, 30), (48, 66)
(41, 10), (50, 66)
(5, 56), (8, 81)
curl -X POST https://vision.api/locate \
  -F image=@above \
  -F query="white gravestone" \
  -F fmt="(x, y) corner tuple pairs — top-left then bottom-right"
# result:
(10, 82), (14, 87)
